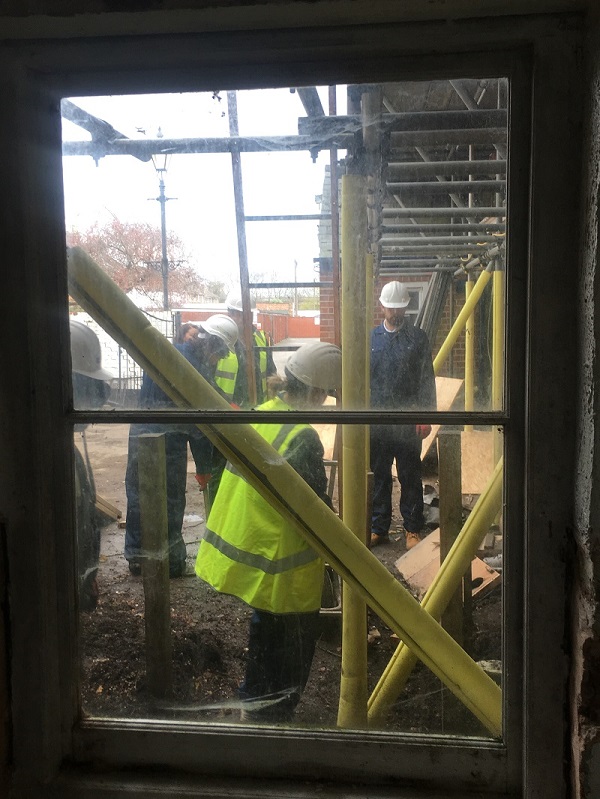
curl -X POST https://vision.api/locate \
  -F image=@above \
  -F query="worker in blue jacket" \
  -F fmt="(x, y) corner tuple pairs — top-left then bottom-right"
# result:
(370, 281), (436, 550)
(124, 315), (238, 578)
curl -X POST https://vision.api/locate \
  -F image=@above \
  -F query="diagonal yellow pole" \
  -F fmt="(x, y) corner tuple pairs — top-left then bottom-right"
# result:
(368, 456), (503, 725)
(68, 246), (502, 736)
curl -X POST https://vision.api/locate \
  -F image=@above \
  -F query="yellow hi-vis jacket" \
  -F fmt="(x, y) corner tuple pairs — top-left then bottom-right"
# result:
(214, 350), (239, 402)
(195, 396), (325, 613)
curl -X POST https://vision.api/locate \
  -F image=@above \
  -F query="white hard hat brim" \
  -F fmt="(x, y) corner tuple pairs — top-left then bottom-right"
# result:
(74, 365), (114, 381)
(380, 298), (410, 308)
(199, 322), (236, 352)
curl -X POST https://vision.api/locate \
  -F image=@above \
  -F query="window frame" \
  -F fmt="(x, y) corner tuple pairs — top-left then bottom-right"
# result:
(0, 14), (581, 798)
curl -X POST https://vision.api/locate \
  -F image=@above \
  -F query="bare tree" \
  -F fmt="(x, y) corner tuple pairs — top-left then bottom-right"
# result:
(67, 218), (207, 306)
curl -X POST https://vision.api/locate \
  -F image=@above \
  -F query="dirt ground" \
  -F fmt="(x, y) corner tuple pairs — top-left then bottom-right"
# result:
(78, 423), (502, 736)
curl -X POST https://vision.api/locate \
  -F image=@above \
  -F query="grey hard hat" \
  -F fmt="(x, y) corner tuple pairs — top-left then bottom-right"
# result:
(286, 341), (342, 391)
(70, 320), (113, 381)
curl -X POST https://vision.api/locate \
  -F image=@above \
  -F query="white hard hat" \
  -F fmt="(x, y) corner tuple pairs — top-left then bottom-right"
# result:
(226, 293), (255, 313)
(70, 320), (113, 381)
(199, 314), (238, 352)
(379, 281), (410, 308)
(286, 341), (342, 391)
(225, 293), (243, 312)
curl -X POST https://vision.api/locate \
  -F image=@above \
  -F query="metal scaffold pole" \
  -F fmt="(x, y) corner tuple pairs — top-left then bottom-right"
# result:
(227, 91), (258, 405)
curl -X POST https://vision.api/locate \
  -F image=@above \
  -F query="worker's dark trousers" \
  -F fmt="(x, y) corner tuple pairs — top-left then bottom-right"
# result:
(239, 609), (321, 722)
(124, 424), (210, 575)
(370, 426), (424, 536)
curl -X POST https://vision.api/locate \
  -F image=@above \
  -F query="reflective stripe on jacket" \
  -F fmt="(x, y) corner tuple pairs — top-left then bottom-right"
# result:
(214, 351), (239, 402)
(195, 396), (324, 613)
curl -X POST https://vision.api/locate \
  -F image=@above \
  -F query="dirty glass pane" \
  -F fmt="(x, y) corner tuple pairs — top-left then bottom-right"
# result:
(66, 79), (508, 740)
(76, 420), (503, 737)
(63, 80), (508, 414)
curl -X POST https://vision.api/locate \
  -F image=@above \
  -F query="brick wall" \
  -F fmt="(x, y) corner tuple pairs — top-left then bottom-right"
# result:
(319, 278), (337, 344)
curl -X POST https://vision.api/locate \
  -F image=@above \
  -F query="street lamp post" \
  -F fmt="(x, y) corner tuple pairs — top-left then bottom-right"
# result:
(150, 130), (175, 311)
(157, 167), (169, 310)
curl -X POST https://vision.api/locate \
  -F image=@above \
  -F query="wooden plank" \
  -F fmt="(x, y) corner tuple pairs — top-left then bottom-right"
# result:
(394, 528), (501, 601)
(395, 533), (441, 600)
(315, 378), (464, 463)
(421, 376), (464, 458)
(95, 494), (122, 521)
(461, 429), (495, 494)
(471, 556), (502, 599)
(139, 434), (172, 700)
(438, 429), (464, 644)
(313, 395), (338, 461)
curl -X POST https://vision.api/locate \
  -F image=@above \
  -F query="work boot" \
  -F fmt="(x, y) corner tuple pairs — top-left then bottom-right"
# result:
(405, 531), (421, 550)
(169, 559), (188, 578)
(127, 559), (142, 576)
(370, 533), (390, 548)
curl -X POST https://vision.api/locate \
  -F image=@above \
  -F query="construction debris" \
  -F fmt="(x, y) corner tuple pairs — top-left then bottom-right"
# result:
(394, 528), (501, 601)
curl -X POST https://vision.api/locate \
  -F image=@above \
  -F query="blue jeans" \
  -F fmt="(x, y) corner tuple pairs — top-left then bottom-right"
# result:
(239, 609), (321, 722)
(370, 426), (424, 536)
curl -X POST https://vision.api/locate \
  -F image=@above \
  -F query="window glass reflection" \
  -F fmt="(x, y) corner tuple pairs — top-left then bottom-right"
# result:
(64, 79), (507, 414)
(66, 78), (508, 739)
(77, 420), (503, 736)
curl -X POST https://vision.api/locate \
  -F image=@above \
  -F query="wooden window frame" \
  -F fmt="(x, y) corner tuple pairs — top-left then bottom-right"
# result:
(0, 14), (581, 797)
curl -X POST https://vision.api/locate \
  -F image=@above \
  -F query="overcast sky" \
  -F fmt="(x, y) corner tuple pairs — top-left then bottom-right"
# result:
(61, 87), (346, 293)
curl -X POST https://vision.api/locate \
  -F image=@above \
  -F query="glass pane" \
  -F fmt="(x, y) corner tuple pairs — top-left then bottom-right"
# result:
(65, 79), (508, 741)
(77, 420), (503, 737)
(63, 80), (508, 414)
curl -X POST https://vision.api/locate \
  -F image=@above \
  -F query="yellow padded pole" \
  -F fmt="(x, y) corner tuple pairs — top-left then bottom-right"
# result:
(464, 276), (475, 414)
(368, 457), (503, 724)
(433, 265), (493, 376)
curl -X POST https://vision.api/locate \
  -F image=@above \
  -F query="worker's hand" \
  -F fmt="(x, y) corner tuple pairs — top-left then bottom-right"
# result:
(416, 424), (432, 439)
(195, 473), (211, 490)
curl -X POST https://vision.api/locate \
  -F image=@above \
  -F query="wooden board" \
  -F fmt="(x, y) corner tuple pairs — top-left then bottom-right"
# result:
(460, 429), (495, 495)
(395, 528), (501, 600)
(314, 378), (464, 464)
(95, 494), (123, 521)
(421, 377), (464, 459)
(313, 395), (338, 461)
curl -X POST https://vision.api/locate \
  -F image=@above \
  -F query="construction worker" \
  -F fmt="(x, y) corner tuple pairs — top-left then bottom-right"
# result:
(174, 322), (200, 345)
(370, 281), (436, 550)
(213, 313), (242, 405)
(195, 341), (341, 723)
(70, 319), (114, 611)
(221, 293), (277, 407)
(208, 297), (279, 509)
(124, 314), (238, 578)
